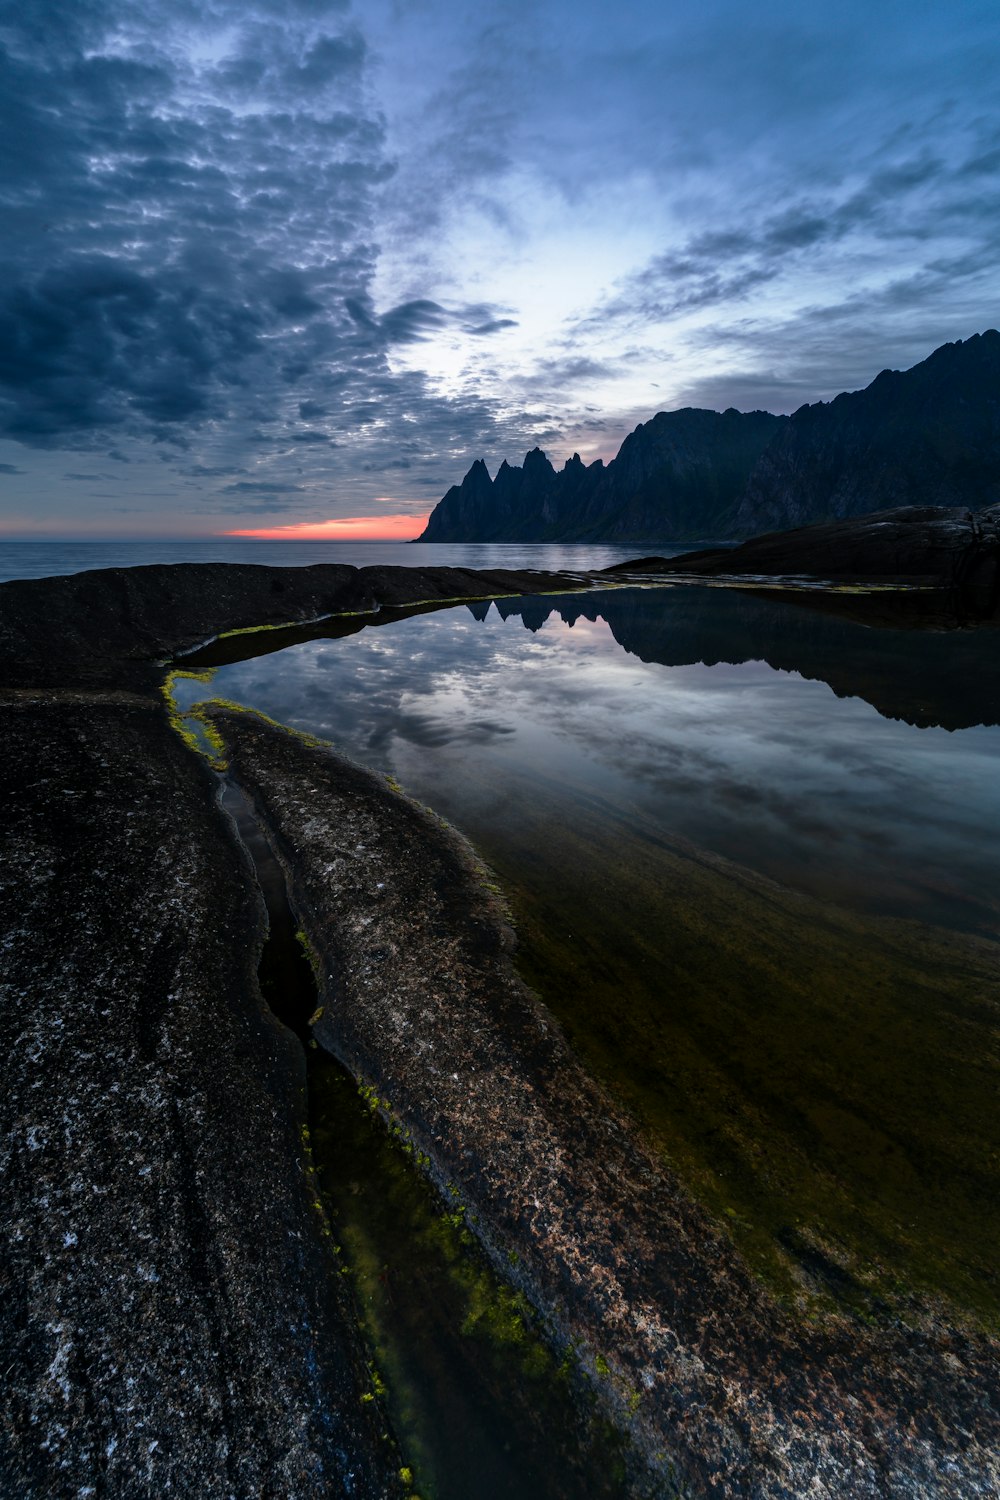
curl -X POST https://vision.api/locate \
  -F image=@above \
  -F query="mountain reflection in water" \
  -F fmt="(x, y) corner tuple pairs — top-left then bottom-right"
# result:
(177, 583), (1000, 1328)
(179, 585), (1000, 937)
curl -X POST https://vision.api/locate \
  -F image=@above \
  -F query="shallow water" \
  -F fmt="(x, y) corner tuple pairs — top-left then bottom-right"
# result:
(180, 587), (1000, 935)
(178, 585), (1000, 1325)
(219, 778), (633, 1500)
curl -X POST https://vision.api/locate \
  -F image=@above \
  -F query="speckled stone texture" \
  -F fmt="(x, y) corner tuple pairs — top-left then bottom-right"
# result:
(0, 560), (586, 1497)
(0, 696), (401, 1498)
(3, 552), (998, 1499)
(210, 705), (1000, 1500)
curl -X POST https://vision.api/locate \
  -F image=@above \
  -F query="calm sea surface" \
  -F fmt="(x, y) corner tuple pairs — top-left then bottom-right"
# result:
(0, 538), (667, 584)
(174, 584), (1000, 1496)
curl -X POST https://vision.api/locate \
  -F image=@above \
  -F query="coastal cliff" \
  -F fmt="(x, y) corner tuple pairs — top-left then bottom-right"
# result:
(418, 331), (1000, 544)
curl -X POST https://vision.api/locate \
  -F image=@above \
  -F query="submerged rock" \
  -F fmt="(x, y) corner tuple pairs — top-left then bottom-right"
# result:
(207, 703), (1000, 1500)
(2, 556), (998, 1498)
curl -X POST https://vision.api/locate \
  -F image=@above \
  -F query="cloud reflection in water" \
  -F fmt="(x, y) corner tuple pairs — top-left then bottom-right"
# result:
(178, 587), (1000, 935)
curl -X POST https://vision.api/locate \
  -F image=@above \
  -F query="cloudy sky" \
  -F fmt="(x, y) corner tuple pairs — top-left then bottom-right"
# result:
(1, 0), (997, 537)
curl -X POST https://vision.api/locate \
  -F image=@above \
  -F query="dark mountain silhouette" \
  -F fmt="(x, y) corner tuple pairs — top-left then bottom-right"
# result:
(420, 408), (782, 544)
(737, 331), (1000, 534)
(418, 332), (1000, 544)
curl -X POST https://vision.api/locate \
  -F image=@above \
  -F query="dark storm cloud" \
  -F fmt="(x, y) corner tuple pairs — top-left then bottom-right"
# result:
(465, 318), (518, 336)
(221, 480), (306, 494)
(0, 0), (571, 524)
(454, 302), (519, 336)
(206, 21), (367, 101)
(5, 0), (1000, 525)
(0, 463), (24, 475)
(0, 0), (531, 499)
(343, 294), (518, 347)
(345, 295), (449, 345)
(520, 356), (620, 392)
(0, 2), (388, 454)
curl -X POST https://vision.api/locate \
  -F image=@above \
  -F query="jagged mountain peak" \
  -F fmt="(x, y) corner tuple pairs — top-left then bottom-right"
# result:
(417, 333), (1000, 544)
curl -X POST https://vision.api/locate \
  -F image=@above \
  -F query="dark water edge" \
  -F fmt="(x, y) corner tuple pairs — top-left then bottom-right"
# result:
(219, 780), (645, 1500)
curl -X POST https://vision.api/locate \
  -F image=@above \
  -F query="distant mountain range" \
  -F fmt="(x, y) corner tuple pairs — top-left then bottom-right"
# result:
(417, 331), (1000, 543)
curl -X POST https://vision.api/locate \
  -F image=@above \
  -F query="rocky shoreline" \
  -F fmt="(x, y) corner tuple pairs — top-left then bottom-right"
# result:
(2, 538), (998, 1497)
(613, 503), (1000, 622)
(209, 703), (1000, 1499)
(0, 562), (581, 1499)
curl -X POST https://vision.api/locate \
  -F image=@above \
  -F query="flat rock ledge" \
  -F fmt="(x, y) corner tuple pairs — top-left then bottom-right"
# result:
(2, 553), (998, 1499)
(211, 705), (1000, 1500)
(0, 695), (401, 1498)
(612, 503), (1000, 621)
(0, 562), (584, 1499)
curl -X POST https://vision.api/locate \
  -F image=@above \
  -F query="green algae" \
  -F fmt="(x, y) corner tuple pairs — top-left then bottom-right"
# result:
(160, 668), (229, 769)
(218, 612), (340, 640)
(199, 697), (328, 748)
(488, 799), (1000, 1332)
(295, 927), (323, 985)
(175, 586), (616, 672)
(163, 666), (331, 765)
(308, 1057), (642, 1500)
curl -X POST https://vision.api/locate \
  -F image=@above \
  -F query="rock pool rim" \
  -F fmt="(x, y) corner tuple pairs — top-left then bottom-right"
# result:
(3, 530), (998, 1500)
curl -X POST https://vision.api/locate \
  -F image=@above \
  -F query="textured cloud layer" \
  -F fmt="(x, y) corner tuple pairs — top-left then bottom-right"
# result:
(1, 0), (998, 531)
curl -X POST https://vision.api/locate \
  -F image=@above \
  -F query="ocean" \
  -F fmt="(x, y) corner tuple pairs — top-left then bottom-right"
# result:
(0, 538), (675, 585)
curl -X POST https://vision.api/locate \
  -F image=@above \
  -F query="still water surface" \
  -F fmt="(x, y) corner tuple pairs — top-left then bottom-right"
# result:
(178, 583), (1000, 1492)
(179, 586), (1000, 935)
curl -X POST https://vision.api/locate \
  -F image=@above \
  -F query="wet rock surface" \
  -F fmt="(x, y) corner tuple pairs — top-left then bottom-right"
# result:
(614, 504), (1000, 621)
(0, 697), (397, 1497)
(2, 555), (999, 1498)
(210, 705), (1000, 1500)
(0, 561), (581, 1498)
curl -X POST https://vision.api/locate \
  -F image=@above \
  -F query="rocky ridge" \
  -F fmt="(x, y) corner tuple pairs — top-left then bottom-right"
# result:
(617, 501), (1000, 609)
(418, 331), (1000, 544)
(420, 408), (783, 544)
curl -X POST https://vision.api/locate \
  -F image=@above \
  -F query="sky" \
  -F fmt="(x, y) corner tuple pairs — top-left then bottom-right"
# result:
(0, 0), (998, 538)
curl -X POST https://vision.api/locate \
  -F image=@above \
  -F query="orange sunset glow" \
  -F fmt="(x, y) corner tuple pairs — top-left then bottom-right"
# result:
(223, 512), (429, 541)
